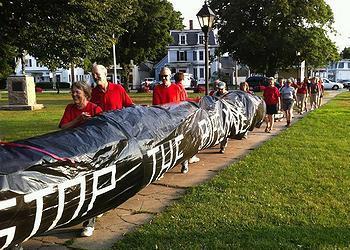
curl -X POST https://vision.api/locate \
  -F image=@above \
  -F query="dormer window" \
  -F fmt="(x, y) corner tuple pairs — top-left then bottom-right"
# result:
(179, 34), (187, 45)
(198, 34), (205, 44)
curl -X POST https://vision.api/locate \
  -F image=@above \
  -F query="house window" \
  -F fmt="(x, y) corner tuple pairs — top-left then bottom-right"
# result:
(348, 63), (350, 68)
(338, 62), (344, 68)
(179, 34), (187, 45)
(193, 51), (197, 61)
(26, 59), (32, 67)
(199, 51), (204, 61)
(193, 68), (197, 79)
(199, 68), (204, 78)
(198, 34), (204, 44)
(177, 51), (187, 61)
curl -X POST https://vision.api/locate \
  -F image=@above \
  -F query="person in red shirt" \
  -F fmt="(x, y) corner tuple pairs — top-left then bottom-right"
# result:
(174, 72), (188, 101)
(174, 72), (201, 103)
(81, 64), (134, 238)
(317, 78), (325, 108)
(153, 67), (198, 172)
(91, 64), (134, 111)
(263, 77), (281, 133)
(59, 81), (102, 129)
(296, 77), (309, 114)
(152, 67), (181, 105)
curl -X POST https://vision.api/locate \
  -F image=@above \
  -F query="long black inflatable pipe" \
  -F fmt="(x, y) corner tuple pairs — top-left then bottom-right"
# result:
(0, 91), (265, 249)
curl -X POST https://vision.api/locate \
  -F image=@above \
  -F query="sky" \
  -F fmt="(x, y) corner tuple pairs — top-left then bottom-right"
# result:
(168, 0), (350, 51)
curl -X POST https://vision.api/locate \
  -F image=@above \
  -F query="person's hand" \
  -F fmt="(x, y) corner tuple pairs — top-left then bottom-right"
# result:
(80, 112), (92, 121)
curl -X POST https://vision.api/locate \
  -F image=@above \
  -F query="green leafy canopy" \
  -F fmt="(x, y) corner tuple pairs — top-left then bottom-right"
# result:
(210, 0), (339, 76)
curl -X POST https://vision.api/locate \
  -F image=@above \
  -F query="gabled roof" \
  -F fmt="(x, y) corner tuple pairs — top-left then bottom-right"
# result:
(170, 29), (217, 46)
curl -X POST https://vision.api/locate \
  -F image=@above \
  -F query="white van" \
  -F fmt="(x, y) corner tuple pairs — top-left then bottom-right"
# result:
(171, 73), (195, 89)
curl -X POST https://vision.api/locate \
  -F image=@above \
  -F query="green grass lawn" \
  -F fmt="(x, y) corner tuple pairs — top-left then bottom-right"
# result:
(112, 92), (350, 249)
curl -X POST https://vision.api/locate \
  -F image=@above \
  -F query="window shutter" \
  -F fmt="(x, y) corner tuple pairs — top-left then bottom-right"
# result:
(177, 51), (179, 61)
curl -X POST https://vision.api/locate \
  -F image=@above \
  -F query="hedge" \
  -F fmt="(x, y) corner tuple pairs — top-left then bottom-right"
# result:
(35, 82), (71, 89)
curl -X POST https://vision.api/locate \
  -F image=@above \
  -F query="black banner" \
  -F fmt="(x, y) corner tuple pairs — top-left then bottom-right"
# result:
(0, 91), (265, 249)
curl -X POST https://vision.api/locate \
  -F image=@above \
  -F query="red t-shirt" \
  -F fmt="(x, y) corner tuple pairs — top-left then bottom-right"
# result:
(175, 82), (188, 101)
(59, 102), (102, 128)
(152, 83), (181, 105)
(263, 86), (280, 105)
(91, 82), (133, 111)
(297, 82), (308, 94)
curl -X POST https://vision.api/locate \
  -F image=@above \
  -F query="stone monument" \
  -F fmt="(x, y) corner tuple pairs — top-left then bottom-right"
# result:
(0, 75), (44, 110)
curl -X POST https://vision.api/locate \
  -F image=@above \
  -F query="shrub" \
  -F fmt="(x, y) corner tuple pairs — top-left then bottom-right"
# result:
(56, 82), (71, 88)
(35, 82), (71, 89)
(35, 82), (53, 89)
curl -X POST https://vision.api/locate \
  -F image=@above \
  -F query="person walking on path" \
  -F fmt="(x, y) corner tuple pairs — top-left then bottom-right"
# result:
(263, 77), (281, 133)
(317, 78), (325, 108)
(152, 67), (181, 105)
(152, 67), (196, 173)
(280, 78), (297, 127)
(212, 81), (230, 153)
(308, 77), (320, 110)
(81, 64), (134, 238)
(296, 77), (309, 114)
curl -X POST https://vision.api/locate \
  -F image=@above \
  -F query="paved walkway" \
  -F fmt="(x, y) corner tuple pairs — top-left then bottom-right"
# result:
(22, 90), (343, 250)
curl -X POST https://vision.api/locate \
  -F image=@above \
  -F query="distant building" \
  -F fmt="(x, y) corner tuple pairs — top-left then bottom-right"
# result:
(15, 55), (88, 85)
(325, 59), (350, 81)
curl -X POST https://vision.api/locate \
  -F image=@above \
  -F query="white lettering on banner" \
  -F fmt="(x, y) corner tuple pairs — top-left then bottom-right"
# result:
(222, 106), (233, 136)
(0, 161), (144, 247)
(48, 176), (86, 230)
(146, 147), (160, 186)
(146, 134), (184, 185)
(83, 165), (116, 215)
(156, 141), (173, 180)
(24, 187), (55, 242)
(0, 198), (16, 250)
(198, 118), (210, 150)
(230, 105), (248, 135)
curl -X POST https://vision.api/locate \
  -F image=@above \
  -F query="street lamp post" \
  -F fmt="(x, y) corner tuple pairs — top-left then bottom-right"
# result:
(112, 34), (118, 83)
(197, 1), (215, 96)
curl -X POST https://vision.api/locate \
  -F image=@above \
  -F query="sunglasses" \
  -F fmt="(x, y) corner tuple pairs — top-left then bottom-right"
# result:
(161, 75), (169, 79)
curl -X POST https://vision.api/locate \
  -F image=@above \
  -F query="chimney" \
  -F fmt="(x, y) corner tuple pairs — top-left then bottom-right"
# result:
(189, 20), (193, 30)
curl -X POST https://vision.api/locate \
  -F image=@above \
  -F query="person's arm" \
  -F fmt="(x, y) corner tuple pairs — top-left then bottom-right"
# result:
(60, 113), (91, 129)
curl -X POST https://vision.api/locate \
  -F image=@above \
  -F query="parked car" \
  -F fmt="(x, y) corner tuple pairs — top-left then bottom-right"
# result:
(337, 79), (350, 88)
(322, 78), (344, 90)
(245, 76), (269, 92)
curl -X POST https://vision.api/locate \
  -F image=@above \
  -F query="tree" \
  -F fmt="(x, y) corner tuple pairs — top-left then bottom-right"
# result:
(340, 47), (350, 59)
(209, 0), (339, 76)
(94, 0), (183, 85)
(0, 0), (135, 79)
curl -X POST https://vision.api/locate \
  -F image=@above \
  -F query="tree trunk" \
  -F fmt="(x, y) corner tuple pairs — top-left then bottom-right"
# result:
(70, 63), (75, 86)
(121, 63), (130, 92)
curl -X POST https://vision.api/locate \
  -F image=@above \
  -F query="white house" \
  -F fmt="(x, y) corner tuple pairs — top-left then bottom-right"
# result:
(15, 55), (88, 85)
(326, 59), (350, 81)
(155, 23), (220, 84)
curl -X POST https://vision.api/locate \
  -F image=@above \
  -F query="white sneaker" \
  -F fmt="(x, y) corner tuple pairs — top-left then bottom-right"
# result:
(81, 226), (94, 237)
(188, 155), (200, 164)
